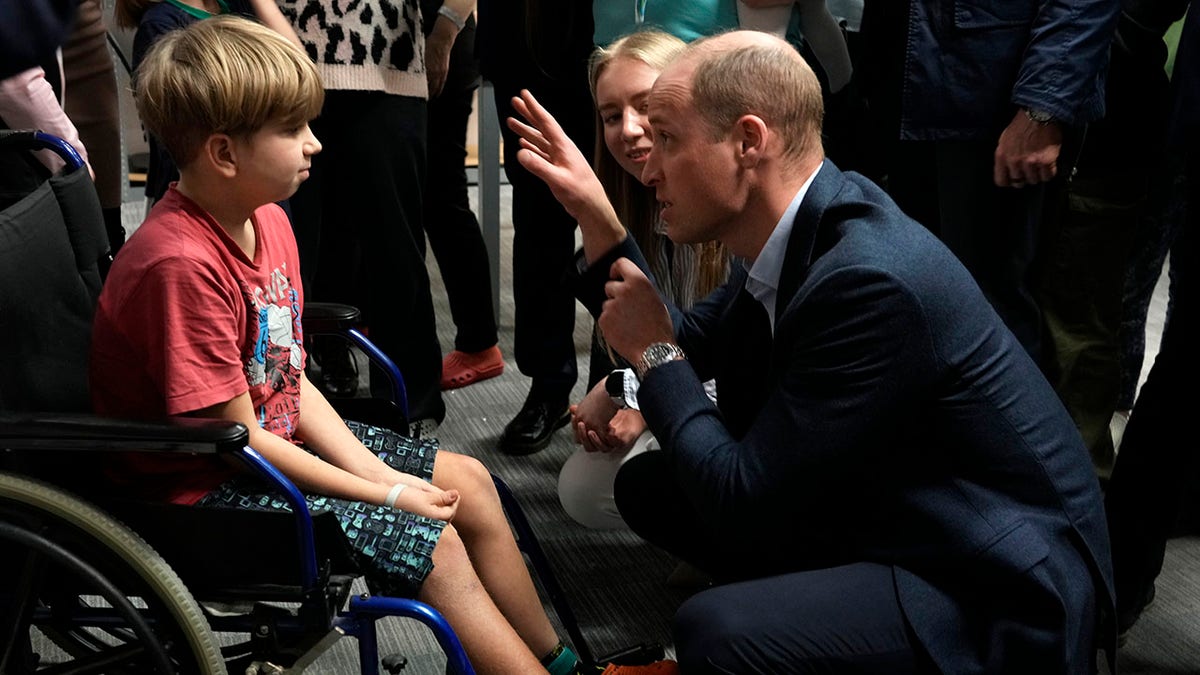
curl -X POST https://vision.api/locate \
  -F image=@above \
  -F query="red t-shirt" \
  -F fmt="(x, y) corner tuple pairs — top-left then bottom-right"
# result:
(90, 187), (306, 504)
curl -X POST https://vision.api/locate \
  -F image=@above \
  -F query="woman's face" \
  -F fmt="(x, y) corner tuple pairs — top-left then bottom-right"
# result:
(595, 56), (660, 184)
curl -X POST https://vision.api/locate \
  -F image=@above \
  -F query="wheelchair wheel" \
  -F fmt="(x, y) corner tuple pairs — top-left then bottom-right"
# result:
(0, 472), (226, 674)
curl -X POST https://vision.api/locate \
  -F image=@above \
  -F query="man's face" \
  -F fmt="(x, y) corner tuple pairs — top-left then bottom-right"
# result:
(642, 63), (741, 246)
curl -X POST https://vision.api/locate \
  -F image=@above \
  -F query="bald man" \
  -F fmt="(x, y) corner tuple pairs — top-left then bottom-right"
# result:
(509, 30), (1114, 674)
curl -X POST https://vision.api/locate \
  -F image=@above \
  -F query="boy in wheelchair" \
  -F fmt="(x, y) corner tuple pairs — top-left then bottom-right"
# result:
(86, 15), (590, 674)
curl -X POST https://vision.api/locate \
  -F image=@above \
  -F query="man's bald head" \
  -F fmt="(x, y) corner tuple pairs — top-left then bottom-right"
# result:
(660, 29), (824, 165)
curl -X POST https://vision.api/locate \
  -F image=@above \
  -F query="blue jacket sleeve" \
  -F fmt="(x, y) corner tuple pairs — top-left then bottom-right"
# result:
(636, 264), (940, 535)
(1011, 0), (1121, 123)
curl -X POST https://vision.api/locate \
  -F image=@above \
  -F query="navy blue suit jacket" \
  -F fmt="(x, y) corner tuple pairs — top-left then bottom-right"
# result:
(577, 161), (1115, 673)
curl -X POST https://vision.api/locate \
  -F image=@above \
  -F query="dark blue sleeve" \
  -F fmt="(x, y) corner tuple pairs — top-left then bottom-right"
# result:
(0, 0), (77, 78)
(1011, 0), (1121, 123)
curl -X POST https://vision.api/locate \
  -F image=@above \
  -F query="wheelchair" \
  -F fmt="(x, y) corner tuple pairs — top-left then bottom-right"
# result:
(0, 131), (659, 674)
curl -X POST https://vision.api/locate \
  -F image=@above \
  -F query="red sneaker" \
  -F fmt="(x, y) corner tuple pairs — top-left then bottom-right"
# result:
(600, 661), (679, 675)
(440, 345), (504, 390)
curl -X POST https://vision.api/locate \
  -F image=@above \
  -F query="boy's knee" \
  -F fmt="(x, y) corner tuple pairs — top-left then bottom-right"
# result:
(431, 524), (468, 567)
(437, 451), (496, 498)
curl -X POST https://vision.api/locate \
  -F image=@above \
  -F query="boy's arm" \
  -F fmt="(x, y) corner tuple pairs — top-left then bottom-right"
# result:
(189, 385), (458, 521)
(292, 373), (432, 489)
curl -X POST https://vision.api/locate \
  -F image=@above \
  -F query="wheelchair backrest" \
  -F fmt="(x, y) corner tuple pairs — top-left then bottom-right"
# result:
(0, 131), (111, 413)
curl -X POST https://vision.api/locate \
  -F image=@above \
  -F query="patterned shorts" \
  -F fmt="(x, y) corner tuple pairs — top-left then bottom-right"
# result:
(195, 420), (445, 597)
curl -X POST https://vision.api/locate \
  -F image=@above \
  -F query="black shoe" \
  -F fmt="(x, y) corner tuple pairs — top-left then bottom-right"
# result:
(499, 395), (569, 455)
(1117, 583), (1156, 645)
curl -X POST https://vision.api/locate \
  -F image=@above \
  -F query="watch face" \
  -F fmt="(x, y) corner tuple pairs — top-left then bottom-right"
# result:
(606, 370), (625, 399)
(1026, 108), (1054, 124)
(644, 343), (673, 364)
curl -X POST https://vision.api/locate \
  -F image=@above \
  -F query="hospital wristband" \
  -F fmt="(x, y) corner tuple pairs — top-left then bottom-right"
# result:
(385, 482), (408, 507)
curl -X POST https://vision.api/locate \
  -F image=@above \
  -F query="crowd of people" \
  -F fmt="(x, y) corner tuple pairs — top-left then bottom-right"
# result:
(1, 0), (1196, 672)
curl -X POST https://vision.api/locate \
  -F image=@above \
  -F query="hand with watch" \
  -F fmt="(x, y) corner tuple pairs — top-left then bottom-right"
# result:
(570, 372), (648, 453)
(993, 106), (1063, 189)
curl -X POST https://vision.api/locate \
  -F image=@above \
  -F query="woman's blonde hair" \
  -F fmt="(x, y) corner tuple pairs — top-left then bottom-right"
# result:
(134, 15), (323, 169)
(588, 30), (728, 300)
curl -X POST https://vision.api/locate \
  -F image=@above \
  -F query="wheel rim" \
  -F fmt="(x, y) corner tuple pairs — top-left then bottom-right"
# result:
(0, 473), (226, 675)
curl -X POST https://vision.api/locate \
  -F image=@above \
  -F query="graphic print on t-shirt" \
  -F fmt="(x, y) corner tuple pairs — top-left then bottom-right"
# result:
(245, 262), (303, 439)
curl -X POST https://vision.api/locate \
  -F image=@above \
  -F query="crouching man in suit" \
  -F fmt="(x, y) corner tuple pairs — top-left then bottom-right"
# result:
(508, 30), (1114, 675)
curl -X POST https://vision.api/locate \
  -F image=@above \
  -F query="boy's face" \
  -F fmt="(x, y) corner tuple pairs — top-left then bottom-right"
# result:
(235, 122), (321, 203)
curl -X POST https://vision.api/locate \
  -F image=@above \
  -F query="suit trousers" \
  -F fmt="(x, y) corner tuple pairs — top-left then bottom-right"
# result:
(619, 453), (934, 673)
(675, 562), (935, 674)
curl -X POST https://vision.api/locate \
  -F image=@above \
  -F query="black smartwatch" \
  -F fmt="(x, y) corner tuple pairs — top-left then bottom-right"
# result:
(606, 369), (629, 409)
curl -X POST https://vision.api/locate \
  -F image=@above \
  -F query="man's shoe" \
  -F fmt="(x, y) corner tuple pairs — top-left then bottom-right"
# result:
(1117, 582), (1156, 645)
(499, 396), (569, 455)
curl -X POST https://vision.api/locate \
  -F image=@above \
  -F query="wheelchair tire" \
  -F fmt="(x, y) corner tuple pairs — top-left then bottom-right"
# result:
(0, 471), (227, 674)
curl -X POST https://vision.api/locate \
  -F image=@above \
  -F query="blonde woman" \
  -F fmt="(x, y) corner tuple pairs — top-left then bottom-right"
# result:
(559, 30), (729, 530)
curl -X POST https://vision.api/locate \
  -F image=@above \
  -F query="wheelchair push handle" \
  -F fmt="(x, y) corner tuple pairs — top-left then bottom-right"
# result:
(0, 129), (87, 173)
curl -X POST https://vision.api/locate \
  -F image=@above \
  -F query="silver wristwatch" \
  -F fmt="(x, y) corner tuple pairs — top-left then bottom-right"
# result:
(635, 342), (686, 380)
(1024, 108), (1055, 125)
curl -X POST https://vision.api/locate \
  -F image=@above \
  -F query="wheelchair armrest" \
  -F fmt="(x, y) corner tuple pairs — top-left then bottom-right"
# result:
(0, 413), (248, 454)
(303, 302), (361, 333)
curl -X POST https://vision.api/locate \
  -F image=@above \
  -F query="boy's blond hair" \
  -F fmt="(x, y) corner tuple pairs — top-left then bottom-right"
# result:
(134, 15), (323, 170)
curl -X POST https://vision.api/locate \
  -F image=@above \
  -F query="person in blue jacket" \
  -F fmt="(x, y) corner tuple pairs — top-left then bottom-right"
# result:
(857, 0), (1120, 369)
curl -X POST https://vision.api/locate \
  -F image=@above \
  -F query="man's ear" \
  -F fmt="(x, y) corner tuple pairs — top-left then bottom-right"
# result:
(200, 133), (239, 178)
(734, 114), (767, 167)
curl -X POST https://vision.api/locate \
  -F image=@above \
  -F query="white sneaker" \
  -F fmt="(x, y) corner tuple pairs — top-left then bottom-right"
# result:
(408, 418), (439, 439)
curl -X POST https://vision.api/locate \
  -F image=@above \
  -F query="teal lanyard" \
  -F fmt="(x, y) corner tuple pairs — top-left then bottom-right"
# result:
(163, 0), (232, 20)
(634, 0), (647, 25)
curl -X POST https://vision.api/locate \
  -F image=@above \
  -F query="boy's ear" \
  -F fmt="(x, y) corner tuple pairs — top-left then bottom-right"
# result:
(200, 133), (239, 178)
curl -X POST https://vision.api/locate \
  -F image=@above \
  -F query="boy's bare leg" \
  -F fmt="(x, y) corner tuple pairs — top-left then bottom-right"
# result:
(432, 452), (560, 657)
(419, 525), (546, 674)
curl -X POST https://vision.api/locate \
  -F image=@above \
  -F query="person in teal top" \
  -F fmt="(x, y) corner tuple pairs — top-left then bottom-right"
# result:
(593, 0), (739, 46)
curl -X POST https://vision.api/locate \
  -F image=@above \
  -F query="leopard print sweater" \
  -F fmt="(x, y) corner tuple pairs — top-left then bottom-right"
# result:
(280, 0), (427, 99)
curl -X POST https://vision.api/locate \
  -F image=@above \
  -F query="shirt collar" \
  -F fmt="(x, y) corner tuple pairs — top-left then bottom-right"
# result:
(745, 162), (822, 330)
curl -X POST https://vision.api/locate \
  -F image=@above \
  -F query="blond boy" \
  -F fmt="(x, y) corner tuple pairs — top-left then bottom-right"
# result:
(89, 16), (585, 674)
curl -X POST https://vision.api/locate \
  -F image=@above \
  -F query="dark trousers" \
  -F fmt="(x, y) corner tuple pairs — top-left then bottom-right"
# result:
(490, 76), (594, 400)
(675, 563), (933, 674)
(423, 22), (498, 354)
(616, 453), (934, 674)
(1105, 165), (1196, 622)
(289, 91), (445, 423)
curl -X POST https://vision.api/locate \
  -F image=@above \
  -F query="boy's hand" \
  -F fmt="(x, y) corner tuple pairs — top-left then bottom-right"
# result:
(393, 483), (460, 522)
